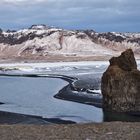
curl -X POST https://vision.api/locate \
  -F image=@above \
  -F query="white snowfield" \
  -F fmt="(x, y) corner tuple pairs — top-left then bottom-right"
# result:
(0, 61), (109, 74)
(0, 61), (109, 68)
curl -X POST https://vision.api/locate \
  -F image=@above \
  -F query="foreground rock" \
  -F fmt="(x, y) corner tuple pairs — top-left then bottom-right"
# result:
(101, 49), (140, 112)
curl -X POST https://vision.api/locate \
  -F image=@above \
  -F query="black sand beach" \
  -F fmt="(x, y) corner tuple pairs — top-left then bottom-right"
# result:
(0, 111), (76, 125)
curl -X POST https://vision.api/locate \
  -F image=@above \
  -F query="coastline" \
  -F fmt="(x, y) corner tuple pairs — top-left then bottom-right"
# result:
(0, 59), (140, 139)
(0, 74), (103, 124)
(0, 64), (140, 123)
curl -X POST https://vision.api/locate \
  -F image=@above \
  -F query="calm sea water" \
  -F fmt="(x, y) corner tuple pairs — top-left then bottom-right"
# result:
(0, 76), (103, 123)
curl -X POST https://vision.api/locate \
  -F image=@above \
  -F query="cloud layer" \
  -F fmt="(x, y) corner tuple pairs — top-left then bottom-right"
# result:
(0, 0), (139, 32)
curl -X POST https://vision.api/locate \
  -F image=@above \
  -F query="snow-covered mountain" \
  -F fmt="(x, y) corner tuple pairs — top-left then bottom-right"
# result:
(0, 25), (140, 61)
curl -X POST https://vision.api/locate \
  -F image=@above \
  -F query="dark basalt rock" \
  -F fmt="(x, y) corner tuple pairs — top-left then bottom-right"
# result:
(98, 32), (125, 43)
(101, 49), (140, 112)
(109, 49), (137, 71)
(128, 38), (140, 45)
(71, 78), (100, 92)
(0, 32), (44, 45)
(0, 27), (57, 45)
(76, 34), (87, 39)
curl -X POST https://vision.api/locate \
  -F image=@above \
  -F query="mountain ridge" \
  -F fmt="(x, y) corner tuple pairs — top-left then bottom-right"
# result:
(0, 25), (140, 62)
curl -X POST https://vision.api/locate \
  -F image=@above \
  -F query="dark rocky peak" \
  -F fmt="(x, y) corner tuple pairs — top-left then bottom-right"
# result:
(82, 30), (98, 42)
(84, 30), (95, 35)
(29, 24), (49, 30)
(98, 32), (126, 42)
(109, 49), (137, 71)
(83, 30), (96, 38)
(128, 38), (140, 45)
(6, 29), (17, 33)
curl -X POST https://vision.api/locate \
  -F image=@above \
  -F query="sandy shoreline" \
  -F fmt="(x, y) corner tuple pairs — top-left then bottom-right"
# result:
(0, 55), (112, 64)
(0, 122), (139, 140)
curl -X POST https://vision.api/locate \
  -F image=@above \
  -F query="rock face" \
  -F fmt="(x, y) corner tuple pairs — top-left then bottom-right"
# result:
(101, 49), (140, 112)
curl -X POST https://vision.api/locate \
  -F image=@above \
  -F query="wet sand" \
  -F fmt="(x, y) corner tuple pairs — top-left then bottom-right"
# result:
(0, 122), (139, 140)
(0, 111), (76, 125)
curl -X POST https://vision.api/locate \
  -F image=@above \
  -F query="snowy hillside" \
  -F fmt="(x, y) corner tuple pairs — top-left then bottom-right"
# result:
(0, 25), (140, 61)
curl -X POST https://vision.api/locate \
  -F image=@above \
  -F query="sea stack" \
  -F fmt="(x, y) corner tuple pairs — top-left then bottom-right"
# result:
(101, 49), (140, 112)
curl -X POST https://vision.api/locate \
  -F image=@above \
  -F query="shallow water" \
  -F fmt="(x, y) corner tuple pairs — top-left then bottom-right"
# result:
(0, 76), (103, 123)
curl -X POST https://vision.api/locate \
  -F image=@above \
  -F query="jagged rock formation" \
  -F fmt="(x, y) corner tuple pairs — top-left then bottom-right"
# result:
(101, 49), (140, 112)
(0, 25), (140, 61)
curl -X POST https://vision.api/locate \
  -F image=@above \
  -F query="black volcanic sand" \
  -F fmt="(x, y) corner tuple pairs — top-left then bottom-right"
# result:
(54, 84), (102, 108)
(0, 122), (139, 140)
(0, 111), (76, 125)
(0, 111), (50, 125)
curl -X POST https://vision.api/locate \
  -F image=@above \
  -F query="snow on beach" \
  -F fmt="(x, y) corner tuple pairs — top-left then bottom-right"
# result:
(0, 60), (140, 73)
(0, 61), (109, 75)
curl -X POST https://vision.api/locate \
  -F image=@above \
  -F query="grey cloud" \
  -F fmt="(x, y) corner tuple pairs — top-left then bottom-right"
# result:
(0, 0), (47, 5)
(0, 0), (139, 32)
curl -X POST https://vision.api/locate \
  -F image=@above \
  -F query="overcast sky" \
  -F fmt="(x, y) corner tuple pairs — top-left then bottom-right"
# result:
(0, 0), (139, 32)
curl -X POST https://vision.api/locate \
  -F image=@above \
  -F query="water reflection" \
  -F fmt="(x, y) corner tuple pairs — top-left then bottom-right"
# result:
(104, 111), (140, 122)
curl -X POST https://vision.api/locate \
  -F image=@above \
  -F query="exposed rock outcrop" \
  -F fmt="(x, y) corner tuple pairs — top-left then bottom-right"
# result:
(101, 49), (140, 112)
